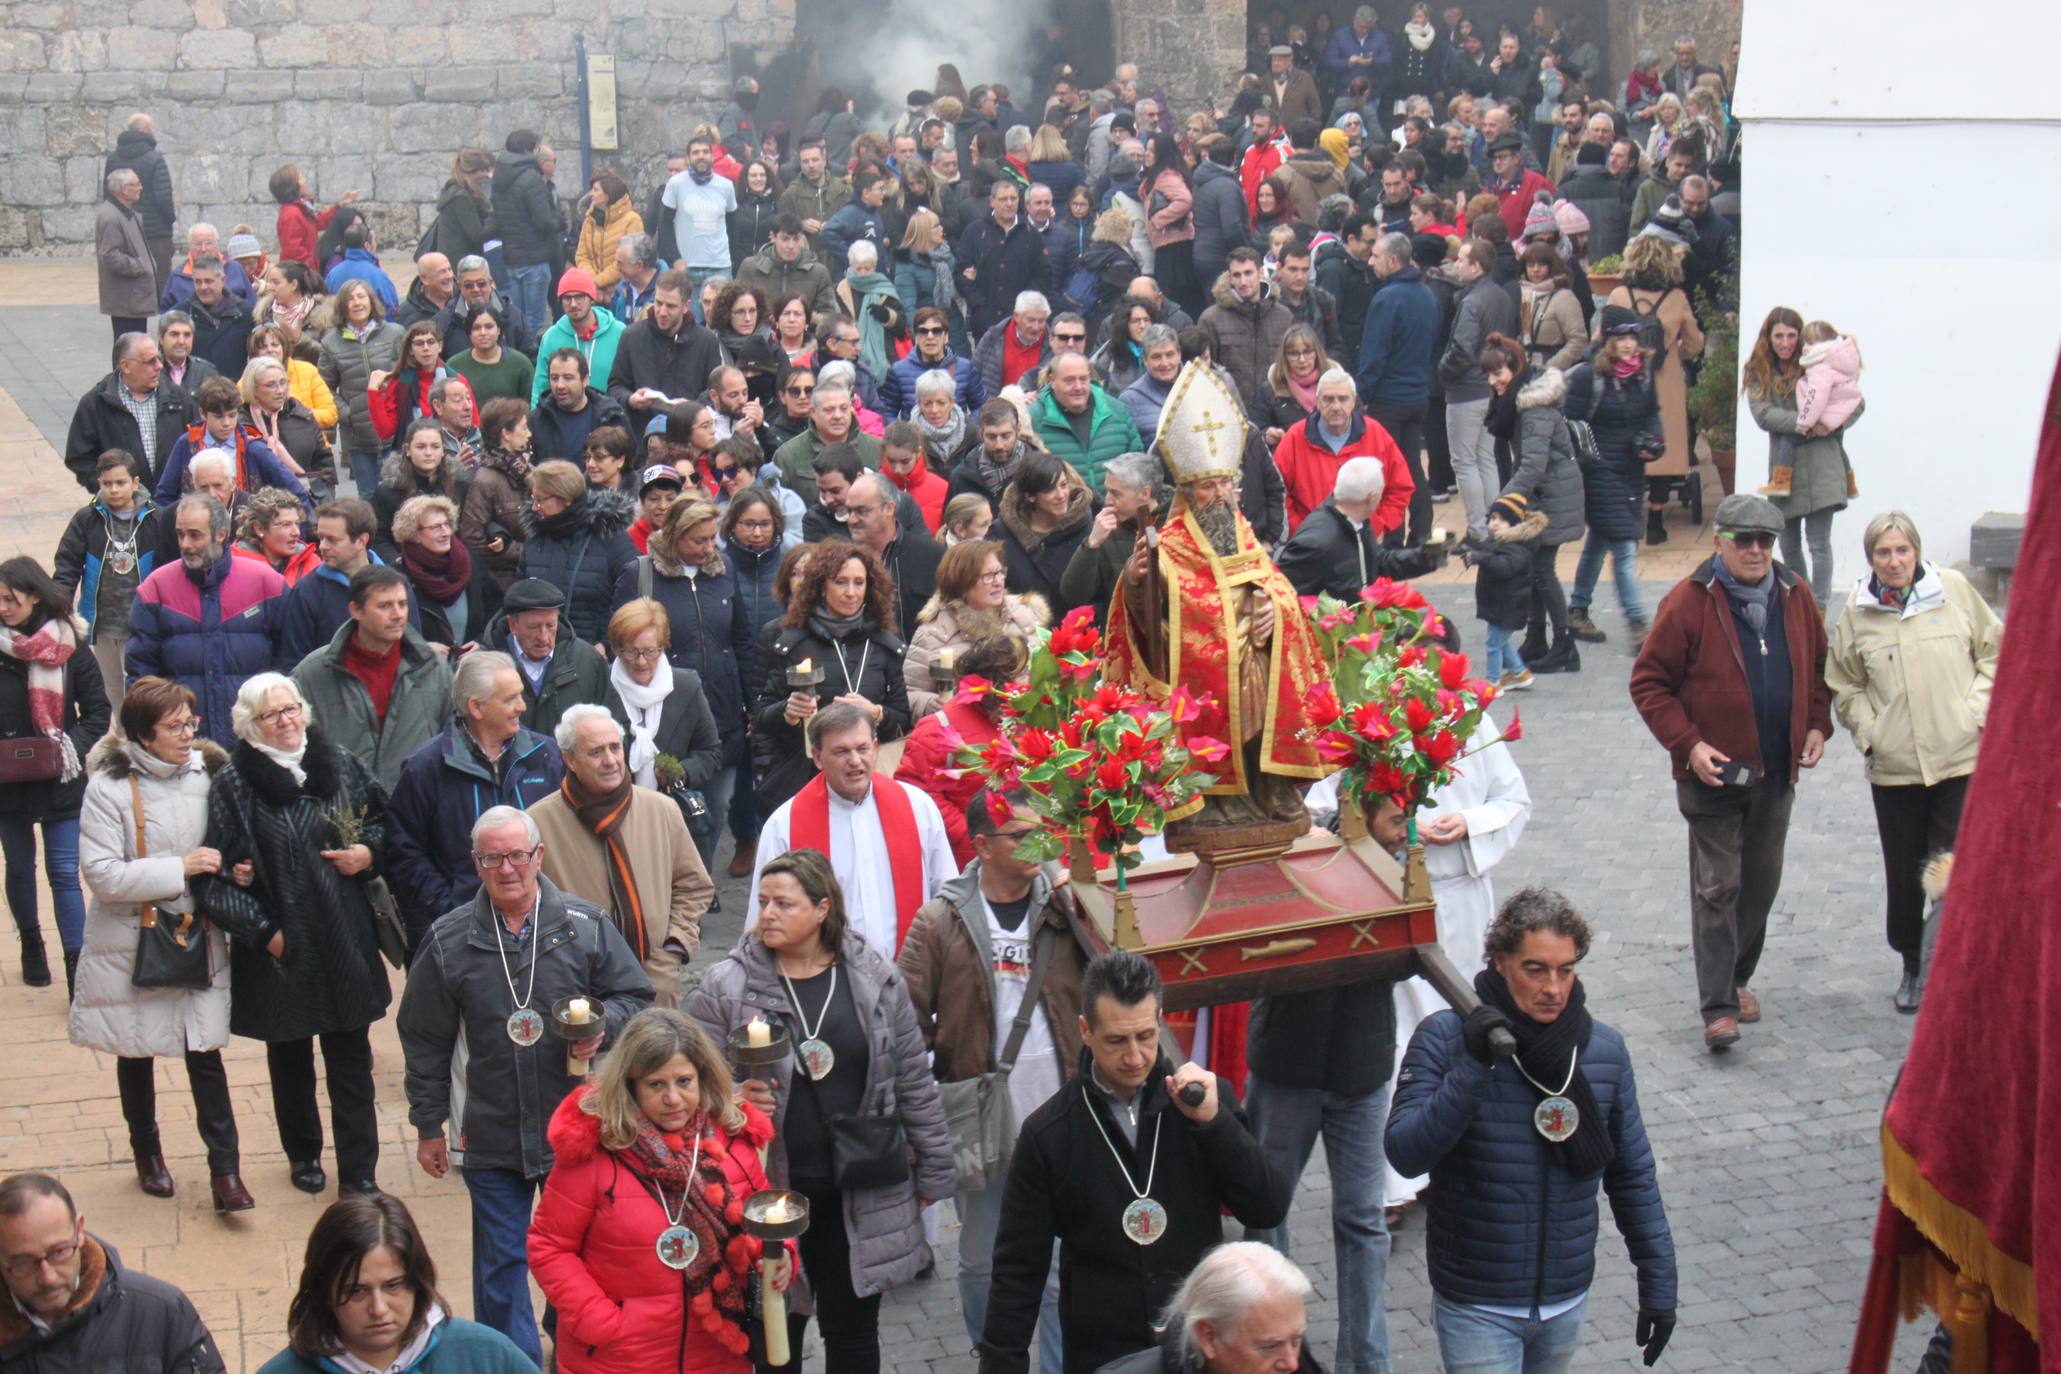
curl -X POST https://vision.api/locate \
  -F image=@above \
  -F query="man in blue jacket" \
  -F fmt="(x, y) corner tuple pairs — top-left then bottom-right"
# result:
(1386, 887), (1677, 1373)
(1356, 233), (1441, 546)
(1325, 6), (1394, 104)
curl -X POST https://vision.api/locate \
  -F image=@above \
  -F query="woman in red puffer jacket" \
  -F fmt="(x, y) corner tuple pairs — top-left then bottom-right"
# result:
(530, 1009), (793, 1374)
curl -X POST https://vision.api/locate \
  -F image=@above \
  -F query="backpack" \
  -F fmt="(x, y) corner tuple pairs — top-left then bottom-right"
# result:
(1061, 259), (1102, 317)
(1626, 288), (1672, 372)
(414, 213), (442, 260)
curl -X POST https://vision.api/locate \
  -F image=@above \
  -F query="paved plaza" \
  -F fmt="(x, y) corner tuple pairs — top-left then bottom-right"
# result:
(0, 260), (1935, 1371)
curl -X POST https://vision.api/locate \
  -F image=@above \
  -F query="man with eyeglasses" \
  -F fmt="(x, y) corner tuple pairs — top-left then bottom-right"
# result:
(1631, 493), (1832, 1052)
(773, 380), (881, 505)
(398, 803), (654, 1365)
(899, 789), (1088, 1374)
(843, 470), (945, 639)
(812, 316), (885, 413)
(63, 332), (196, 492)
(0, 1171), (226, 1372)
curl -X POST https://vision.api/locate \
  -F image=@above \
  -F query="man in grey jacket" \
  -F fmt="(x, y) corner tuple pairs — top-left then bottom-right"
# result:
(290, 566), (454, 795)
(398, 805), (653, 1367)
(1437, 239), (1519, 541)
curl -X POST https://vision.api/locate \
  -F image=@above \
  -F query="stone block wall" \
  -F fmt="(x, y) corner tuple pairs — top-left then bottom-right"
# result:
(1112, 0), (1246, 123)
(0, 0), (795, 255)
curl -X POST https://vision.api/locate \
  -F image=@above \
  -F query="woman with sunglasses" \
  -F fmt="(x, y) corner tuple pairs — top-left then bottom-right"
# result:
(883, 304), (984, 420)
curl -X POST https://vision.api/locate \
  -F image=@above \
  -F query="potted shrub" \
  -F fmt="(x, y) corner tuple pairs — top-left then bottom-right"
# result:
(1587, 252), (1624, 298)
(1688, 274), (1741, 496)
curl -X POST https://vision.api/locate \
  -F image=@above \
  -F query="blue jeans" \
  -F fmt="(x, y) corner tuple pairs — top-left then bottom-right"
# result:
(684, 266), (730, 321)
(1244, 1075), (1392, 1374)
(1484, 624), (1520, 680)
(1432, 1294), (1589, 1374)
(0, 816), (85, 952)
(726, 754), (759, 843)
(692, 763), (737, 871)
(1569, 535), (1645, 622)
(503, 262), (552, 336)
(346, 447), (383, 497)
(956, 1173), (1063, 1374)
(461, 1166), (543, 1366)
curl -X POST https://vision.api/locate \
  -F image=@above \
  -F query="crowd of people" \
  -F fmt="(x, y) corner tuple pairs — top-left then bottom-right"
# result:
(0, 10), (2003, 1374)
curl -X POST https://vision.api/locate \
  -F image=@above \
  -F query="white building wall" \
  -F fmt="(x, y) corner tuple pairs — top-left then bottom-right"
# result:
(1731, 5), (2061, 563)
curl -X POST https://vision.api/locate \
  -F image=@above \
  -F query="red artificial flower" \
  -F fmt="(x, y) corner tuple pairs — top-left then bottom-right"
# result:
(1402, 696), (1436, 734)
(1094, 758), (1131, 792)
(980, 738), (1017, 771)
(1438, 650), (1470, 689)
(1423, 612), (1446, 640)
(1187, 735), (1230, 763)
(1503, 709), (1524, 743)
(1299, 595), (1322, 615)
(1351, 700), (1396, 740)
(1017, 728), (1056, 762)
(1169, 685), (1207, 724)
(1464, 676), (1498, 704)
(1321, 606), (1359, 632)
(1316, 733), (1359, 765)
(986, 791), (1014, 828)
(1397, 645), (1426, 669)
(1421, 730), (1461, 767)
(1050, 605), (1102, 658)
(1305, 681), (1344, 727)
(1362, 578), (1428, 610)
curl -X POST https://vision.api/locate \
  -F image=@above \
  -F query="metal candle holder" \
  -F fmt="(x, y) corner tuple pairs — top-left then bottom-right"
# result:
(744, 1189), (811, 1368)
(785, 661), (825, 691)
(930, 651), (960, 698)
(742, 1188), (811, 1241)
(727, 1018), (793, 1071)
(550, 996), (602, 1077)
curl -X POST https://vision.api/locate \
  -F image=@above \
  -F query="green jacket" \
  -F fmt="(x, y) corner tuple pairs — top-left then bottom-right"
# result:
(290, 622), (455, 795)
(779, 174), (853, 253)
(529, 307), (626, 403)
(1028, 385), (1143, 496)
(772, 425), (882, 505)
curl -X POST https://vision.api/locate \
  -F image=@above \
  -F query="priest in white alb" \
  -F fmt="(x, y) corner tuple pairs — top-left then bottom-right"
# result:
(748, 699), (957, 955)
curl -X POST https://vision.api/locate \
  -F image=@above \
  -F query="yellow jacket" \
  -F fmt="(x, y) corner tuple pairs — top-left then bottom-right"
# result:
(1826, 564), (2001, 787)
(287, 357), (338, 430)
(575, 196), (645, 294)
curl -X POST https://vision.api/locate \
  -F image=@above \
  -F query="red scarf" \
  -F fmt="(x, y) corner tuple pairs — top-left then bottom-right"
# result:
(788, 772), (924, 949)
(1002, 321), (1043, 389)
(341, 633), (401, 722)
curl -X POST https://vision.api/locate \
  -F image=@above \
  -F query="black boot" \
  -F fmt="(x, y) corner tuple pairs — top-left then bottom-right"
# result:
(1517, 620), (1550, 663)
(1646, 507), (1667, 546)
(63, 949), (80, 1002)
(1531, 631), (1582, 674)
(18, 932), (49, 988)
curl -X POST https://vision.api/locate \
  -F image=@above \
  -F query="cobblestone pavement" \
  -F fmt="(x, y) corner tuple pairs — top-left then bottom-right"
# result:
(1, 281), (1927, 1371)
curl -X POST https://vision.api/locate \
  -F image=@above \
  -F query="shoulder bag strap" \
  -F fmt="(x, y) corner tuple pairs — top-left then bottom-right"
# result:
(997, 922), (1059, 1075)
(955, 892), (1005, 1071)
(637, 555), (653, 600)
(129, 773), (161, 932)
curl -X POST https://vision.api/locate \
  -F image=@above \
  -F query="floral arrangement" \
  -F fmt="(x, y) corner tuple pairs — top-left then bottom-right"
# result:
(328, 801), (368, 848)
(1301, 579), (1519, 828)
(653, 753), (686, 793)
(951, 606), (1222, 876)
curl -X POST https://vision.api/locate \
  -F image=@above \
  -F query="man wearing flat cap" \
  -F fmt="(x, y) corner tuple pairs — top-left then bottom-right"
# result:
(479, 577), (618, 736)
(1629, 494), (1833, 1052)
(1268, 45), (1324, 127)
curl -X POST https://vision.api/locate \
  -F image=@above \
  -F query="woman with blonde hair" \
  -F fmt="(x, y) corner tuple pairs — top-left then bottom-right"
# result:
(1259, 321), (1333, 443)
(1069, 206), (1142, 332)
(605, 597), (723, 865)
(432, 149), (495, 266)
(1026, 125), (1084, 203)
(392, 493), (484, 649)
(247, 320), (338, 428)
(904, 538), (1047, 716)
(1605, 231), (1704, 544)
(529, 1008), (790, 1374)
(893, 209), (965, 353)
(238, 353), (333, 497)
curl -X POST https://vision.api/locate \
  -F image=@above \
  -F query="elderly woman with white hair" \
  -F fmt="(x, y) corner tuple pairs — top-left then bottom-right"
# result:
(835, 236), (904, 385)
(238, 353), (334, 500)
(199, 670), (393, 1198)
(1099, 1241), (1317, 1374)
(1826, 512), (2003, 1013)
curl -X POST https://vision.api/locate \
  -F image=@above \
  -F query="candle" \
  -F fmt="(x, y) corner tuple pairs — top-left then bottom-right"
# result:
(1428, 528), (1448, 546)
(766, 1192), (790, 1223)
(794, 657), (813, 675)
(762, 1254), (791, 1365)
(935, 648), (955, 672)
(747, 1015), (771, 1048)
(566, 997), (591, 1024)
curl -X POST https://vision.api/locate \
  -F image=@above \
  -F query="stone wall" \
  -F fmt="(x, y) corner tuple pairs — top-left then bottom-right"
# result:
(1113, 0), (1245, 125)
(0, 0), (795, 256)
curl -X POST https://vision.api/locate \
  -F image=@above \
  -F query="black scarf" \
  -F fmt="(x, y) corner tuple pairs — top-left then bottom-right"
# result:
(1473, 968), (1614, 1175)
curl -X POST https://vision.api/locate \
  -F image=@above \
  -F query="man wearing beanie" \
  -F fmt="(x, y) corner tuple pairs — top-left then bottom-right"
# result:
(530, 266), (626, 403)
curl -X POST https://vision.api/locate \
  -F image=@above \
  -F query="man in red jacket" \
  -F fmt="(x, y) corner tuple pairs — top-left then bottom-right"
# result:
(1629, 495), (1833, 1052)
(1270, 368), (1413, 536)
(1485, 132), (1555, 241)
(1238, 110), (1292, 219)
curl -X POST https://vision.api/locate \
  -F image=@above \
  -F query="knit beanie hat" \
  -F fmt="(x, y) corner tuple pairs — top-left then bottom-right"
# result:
(1551, 198), (1590, 237)
(1489, 493), (1530, 526)
(1521, 191), (1559, 241)
(1575, 141), (1608, 166)
(224, 231), (264, 261)
(1410, 231), (1449, 268)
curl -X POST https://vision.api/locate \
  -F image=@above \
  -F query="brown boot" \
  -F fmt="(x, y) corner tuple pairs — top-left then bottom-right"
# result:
(726, 837), (757, 879)
(134, 1152), (174, 1199)
(211, 1173), (256, 1214)
(1758, 466), (1794, 497)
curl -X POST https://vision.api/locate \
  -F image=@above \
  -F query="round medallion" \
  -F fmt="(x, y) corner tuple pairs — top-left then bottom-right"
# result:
(799, 1037), (836, 1081)
(108, 551), (136, 576)
(1121, 1196), (1169, 1246)
(1533, 1095), (1579, 1143)
(506, 1007), (545, 1047)
(656, 1224), (701, 1270)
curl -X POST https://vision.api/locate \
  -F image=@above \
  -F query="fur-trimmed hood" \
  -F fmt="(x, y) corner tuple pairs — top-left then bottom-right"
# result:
(546, 1082), (776, 1168)
(378, 447), (467, 498)
(998, 474), (1094, 549)
(525, 486), (638, 542)
(647, 518), (730, 580)
(914, 590), (1050, 634)
(87, 733), (229, 779)
(1492, 509), (1550, 543)
(230, 725), (344, 802)
(1516, 365), (1568, 411)
(1209, 271), (1278, 313)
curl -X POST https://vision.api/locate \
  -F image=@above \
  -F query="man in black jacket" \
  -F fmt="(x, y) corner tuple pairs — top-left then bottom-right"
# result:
(491, 131), (565, 336)
(958, 180), (1049, 341)
(0, 1172), (226, 1372)
(845, 471), (944, 641)
(104, 114), (177, 292)
(606, 268), (723, 455)
(436, 257), (543, 360)
(529, 351), (630, 462)
(1276, 458), (1446, 600)
(63, 333), (196, 492)
(980, 951), (1289, 1374)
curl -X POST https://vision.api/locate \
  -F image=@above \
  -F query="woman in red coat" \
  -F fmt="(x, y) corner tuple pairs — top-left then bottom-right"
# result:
(269, 164), (359, 272)
(892, 632), (1025, 867)
(531, 1008), (793, 1374)
(367, 322), (476, 446)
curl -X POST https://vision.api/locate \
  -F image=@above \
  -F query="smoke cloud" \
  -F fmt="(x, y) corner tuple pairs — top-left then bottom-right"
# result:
(802, 0), (1048, 132)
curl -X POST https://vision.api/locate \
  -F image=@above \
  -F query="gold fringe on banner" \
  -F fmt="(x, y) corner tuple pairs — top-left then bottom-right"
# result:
(1880, 1122), (2039, 1345)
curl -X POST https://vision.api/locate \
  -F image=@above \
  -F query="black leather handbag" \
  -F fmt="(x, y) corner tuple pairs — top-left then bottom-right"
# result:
(127, 776), (212, 991)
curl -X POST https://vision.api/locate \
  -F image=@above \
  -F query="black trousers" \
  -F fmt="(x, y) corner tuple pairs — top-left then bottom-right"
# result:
(267, 1026), (379, 1182)
(111, 316), (148, 340)
(1528, 541), (1569, 637)
(761, 1185), (882, 1374)
(1869, 775), (1970, 970)
(116, 1051), (240, 1176)
(1365, 400), (1430, 547)
(1424, 394), (1454, 493)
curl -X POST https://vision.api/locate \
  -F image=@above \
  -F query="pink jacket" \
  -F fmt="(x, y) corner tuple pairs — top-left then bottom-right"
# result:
(1143, 167), (1196, 249)
(1794, 336), (1863, 434)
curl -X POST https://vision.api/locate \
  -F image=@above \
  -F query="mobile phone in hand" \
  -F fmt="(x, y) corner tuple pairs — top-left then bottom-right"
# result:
(1717, 760), (1761, 787)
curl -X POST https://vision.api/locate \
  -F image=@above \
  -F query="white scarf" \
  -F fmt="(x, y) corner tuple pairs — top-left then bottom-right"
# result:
(251, 737), (308, 786)
(327, 1301), (446, 1374)
(1406, 20), (1435, 49)
(609, 657), (674, 788)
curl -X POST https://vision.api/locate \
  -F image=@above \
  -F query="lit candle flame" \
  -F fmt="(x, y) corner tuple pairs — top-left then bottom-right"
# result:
(793, 657), (814, 674)
(766, 1193), (790, 1223)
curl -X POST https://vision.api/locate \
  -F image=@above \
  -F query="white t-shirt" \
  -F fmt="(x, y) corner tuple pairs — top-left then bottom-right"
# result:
(663, 170), (738, 272)
(983, 894), (1061, 1128)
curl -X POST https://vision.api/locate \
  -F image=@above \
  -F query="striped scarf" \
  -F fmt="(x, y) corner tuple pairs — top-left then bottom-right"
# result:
(561, 774), (645, 960)
(0, 618), (81, 782)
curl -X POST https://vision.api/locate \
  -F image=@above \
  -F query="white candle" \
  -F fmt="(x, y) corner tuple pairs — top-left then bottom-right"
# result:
(793, 657), (814, 675)
(766, 1192), (790, 1223)
(762, 1255), (791, 1365)
(566, 997), (591, 1023)
(747, 1016), (772, 1048)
